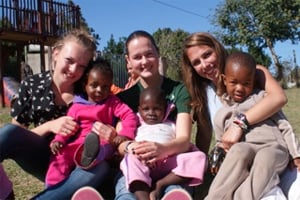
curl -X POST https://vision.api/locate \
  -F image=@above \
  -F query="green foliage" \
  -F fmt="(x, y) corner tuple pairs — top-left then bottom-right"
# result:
(0, 17), (13, 29)
(102, 35), (126, 56)
(0, 17), (20, 73)
(68, 0), (100, 45)
(247, 45), (272, 68)
(100, 35), (127, 87)
(100, 29), (189, 81)
(153, 28), (189, 80)
(213, 0), (300, 81)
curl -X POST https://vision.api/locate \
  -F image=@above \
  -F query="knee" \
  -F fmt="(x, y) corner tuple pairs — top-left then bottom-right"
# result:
(227, 143), (251, 159)
(114, 174), (132, 199)
(0, 124), (21, 159)
(225, 143), (255, 166)
(255, 145), (288, 167)
(0, 124), (19, 144)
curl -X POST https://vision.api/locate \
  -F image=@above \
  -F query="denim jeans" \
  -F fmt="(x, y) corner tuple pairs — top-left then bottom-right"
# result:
(114, 171), (193, 200)
(0, 124), (50, 180)
(279, 167), (300, 200)
(32, 163), (110, 200)
(0, 124), (111, 200)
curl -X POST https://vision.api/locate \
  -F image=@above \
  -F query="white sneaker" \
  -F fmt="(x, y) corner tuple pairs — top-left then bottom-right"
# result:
(71, 186), (104, 200)
(162, 188), (193, 200)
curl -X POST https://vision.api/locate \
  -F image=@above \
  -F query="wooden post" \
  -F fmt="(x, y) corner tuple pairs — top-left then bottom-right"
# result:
(0, 41), (4, 107)
(16, 45), (23, 81)
(40, 43), (45, 72)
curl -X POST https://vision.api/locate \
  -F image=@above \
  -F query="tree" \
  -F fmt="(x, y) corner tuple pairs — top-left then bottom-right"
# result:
(213, 0), (300, 82)
(101, 35), (127, 87)
(100, 29), (189, 81)
(292, 49), (300, 87)
(102, 35), (125, 56)
(153, 28), (189, 80)
(68, 0), (100, 45)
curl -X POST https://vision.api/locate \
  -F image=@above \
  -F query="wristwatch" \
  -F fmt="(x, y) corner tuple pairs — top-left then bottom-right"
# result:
(233, 113), (250, 133)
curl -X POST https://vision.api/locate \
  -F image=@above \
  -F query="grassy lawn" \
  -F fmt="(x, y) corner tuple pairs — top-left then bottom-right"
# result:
(1, 87), (299, 199)
(0, 109), (44, 199)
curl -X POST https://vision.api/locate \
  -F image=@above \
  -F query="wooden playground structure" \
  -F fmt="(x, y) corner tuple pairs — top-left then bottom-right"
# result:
(0, 0), (81, 107)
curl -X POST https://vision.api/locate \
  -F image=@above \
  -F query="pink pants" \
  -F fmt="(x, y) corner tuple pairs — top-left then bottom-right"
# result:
(120, 145), (207, 191)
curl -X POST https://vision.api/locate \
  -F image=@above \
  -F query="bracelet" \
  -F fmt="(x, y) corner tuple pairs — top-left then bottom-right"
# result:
(233, 113), (250, 133)
(124, 141), (133, 153)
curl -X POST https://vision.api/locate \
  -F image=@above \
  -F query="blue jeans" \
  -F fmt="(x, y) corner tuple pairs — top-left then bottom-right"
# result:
(279, 167), (299, 198)
(0, 124), (110, 200)
(32, 163), (110, 200)
(0, 124), (50, 180)
(114, 171), (193, 200)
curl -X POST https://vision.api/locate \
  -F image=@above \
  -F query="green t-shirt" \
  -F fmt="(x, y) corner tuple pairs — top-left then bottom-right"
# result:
(117, 77), (191, 121)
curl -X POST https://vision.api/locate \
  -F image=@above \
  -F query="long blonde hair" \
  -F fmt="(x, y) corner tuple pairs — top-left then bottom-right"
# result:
(181, 32), (227, 153)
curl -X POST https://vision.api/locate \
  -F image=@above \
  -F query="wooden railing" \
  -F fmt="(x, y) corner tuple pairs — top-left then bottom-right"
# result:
(0, 0), (80, 43)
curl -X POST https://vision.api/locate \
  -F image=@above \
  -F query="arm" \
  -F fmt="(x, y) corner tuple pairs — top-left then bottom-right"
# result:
(10, 74), (78, 137)
(275, 111), (300, 159)
(11, 103), (79, 137)
(28, 116), (78, 137)
(222, 65), (287, 149)
(133, 112), (192, 162)
(113, 96), (138, 140)
(245, 65), (287, 125)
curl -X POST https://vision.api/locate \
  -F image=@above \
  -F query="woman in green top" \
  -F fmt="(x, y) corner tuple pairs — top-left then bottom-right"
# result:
(114, 30), (196, 200)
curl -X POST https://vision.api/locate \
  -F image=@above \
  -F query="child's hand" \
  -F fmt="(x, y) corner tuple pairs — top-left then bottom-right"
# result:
(293, 158), (300, 171)
(113, 135), (128, 147)
(221, 123), (243, 151)
(50, 141), (64, 155)
(215, 142), (227, 152)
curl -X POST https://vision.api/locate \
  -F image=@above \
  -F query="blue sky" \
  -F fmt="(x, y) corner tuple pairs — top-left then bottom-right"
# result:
(71, 0), (299, 66)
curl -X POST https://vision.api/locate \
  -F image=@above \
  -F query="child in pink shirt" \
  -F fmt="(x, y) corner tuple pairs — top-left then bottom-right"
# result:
(45, 58), (137, 187)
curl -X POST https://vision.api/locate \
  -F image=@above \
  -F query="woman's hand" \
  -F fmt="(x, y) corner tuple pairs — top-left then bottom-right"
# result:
(133, 141), (167, 165)
(48, 116), (79, 136)
(221, 123), (243, 151)
(92, 121), (117, 143)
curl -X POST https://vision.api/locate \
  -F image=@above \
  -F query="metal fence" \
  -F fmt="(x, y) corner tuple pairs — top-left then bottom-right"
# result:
(0, 0), (80, 35)
(101, 53), (128, 88)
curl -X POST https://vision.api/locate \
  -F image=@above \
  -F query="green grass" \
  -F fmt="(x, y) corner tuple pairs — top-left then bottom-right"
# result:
(282, 88), (300, 134)
(1, 88), (300, 199)
(0, 109), (44, 199)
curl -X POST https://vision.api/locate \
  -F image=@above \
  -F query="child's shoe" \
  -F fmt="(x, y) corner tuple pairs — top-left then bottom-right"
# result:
(71, 186), (104, 200)
(162, 188), (193, 200)
(81, 132), (100, 167)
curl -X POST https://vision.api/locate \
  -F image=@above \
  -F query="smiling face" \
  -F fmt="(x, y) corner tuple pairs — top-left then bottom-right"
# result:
(52, 41), (92, 86)
(126, 36), (160, 80)
(186, 45), (219, 84)
(85, 69), (112, 103)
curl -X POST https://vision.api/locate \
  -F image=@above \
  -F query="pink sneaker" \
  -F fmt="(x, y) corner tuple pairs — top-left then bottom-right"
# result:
(71, 186), (104, 200)
(162, 188), (193, 200)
